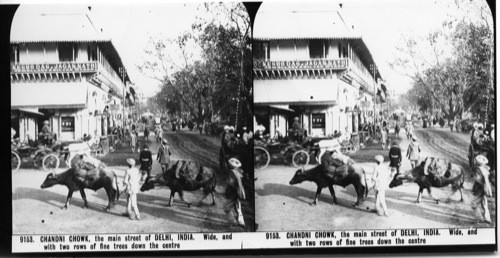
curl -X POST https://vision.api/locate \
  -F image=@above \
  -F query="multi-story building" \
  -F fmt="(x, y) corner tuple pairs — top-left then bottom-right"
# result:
(10, 6), (133, 142)
(253, 4), (384, 138)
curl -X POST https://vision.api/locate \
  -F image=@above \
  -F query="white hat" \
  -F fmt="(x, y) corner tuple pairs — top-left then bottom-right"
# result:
(475, 155), (488, 166)
(224, 125), (230, 131)
(229, 126), (235, 131)
(473, 122), (479, 129)
(375, 155), (384, 163)
(162, 139), (168, 144)
(412, 135), (418, 140)
(228, 158), (242, 168)
(126, 158), (136, 166)
(44, 120), (49, 124)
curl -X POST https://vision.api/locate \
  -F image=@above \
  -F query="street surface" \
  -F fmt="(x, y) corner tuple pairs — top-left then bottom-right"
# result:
(13, 125), (254, 234)
(255, 126), (495, 231)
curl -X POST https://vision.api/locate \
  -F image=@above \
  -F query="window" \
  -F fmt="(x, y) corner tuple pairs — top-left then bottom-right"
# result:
(10, 45), (19, 63)
(253, 41), (270, 60)
(58, 43), (78, 62)
(61, 117), (75, 132)
(312, 113), (325, 129)
(309, 40), (329, 59)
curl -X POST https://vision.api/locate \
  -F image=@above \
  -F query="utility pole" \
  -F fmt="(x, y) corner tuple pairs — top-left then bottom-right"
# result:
(119, 67), (126, 131)
(370, 64), (377, 125)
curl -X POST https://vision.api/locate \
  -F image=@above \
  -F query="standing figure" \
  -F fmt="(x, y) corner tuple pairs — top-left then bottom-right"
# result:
(371, 155), (393, 216)
(157, 139), (172, 174)
(406, 135), (421, 169)
(144, 127), (150, 141)
(123, 158), (143, 220)
(242, 126), (253, 145)
(388, 141), (402, 174)
(381, 126), (388, 150)
(491, 124), (495, 142)
(394, 124), (400, 137)
(41, 120), (52, 145)
(172, 120), (177, 133)
(139, 144), (153, 177)
(291, 117), (302, 142)
(471, 155), (492, 224)
(130, 130), (137, 153)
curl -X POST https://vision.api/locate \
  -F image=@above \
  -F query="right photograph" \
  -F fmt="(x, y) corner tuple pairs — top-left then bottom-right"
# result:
(253, 0), (495, 231)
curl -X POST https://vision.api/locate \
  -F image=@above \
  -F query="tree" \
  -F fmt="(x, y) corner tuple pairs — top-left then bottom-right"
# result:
(138, 3), (252, 127)
(389, 0), (493, 122)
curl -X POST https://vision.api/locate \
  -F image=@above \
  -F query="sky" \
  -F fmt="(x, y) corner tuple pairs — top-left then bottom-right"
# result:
(10, 0), (493, 97)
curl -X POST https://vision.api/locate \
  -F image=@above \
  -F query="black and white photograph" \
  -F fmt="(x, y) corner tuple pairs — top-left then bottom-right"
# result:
(5, 0), (497, 254)
(253, 0), (496, 233)
(10, 2), (254, 237)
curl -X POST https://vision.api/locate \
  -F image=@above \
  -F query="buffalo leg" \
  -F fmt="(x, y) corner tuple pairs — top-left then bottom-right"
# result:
(327, 186), (338, 205)
(79, 189), (89, 209)
(178, 190), (191, 208)
(427, 188), (439, 204)
(310, 187), (323, 206)
(63, 191), (74, 209)
(210, 192), (216, 206)
(103, 187), (113, 211)
(415, 187), (424, 203)
(167, 191), (175, 207)
(353, 184), (365, 207)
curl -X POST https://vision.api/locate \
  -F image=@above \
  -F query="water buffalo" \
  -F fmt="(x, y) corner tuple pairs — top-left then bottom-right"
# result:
(388, 160), (465, 204)
(40, 167), (120, 210)
(289, 164), (369, 207)
(140, 160), (216, 207)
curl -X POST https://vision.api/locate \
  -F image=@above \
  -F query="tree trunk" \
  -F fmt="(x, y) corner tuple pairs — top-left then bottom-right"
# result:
(235, 46), (244, 130)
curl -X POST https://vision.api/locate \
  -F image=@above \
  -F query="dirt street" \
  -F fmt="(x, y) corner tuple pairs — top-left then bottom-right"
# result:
(255, 126), (495, 231)
(13, 126), (254, 234)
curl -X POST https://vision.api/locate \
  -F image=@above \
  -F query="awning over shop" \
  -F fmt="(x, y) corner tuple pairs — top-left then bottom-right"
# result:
(269, 105), (295, 112)
(254, 79), (338, 106)
(11, 82), (88, 109)
(18, 108), (44, 116)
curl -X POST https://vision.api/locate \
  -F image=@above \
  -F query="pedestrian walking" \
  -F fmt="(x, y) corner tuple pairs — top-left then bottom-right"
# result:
(123, 158), (143, 220)
(381, 126), (388, 150)
(371, 155), (393, 216)
(144, 127), (149, 141)
(130, 130), (137, 153)
(406, 135), (421, 169)
(139, 144), (153, 177)
(157, 139), (172, 174)
(388, 141), (402, 174)
(395, 124), (400, 137)
(471, 155), (492, 224)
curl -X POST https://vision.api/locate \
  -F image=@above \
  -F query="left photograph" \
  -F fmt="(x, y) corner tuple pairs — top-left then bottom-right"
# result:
(11, 3), (254, 233)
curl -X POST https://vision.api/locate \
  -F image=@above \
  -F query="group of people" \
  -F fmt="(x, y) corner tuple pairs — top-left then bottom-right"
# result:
(122, 128), (172, 220)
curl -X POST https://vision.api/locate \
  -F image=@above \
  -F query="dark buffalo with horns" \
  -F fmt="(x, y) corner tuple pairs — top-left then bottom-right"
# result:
(40, 166), (120, 210)
(289, 164), (369, 207)
(389, 158), (465, 204)
(140, 160), (216, 207)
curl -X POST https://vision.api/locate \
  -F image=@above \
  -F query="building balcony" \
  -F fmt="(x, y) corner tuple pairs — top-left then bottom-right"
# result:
(10, 61), (126, 99)
(10, 61), (98, 82)
(253, 58), (349, 79)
